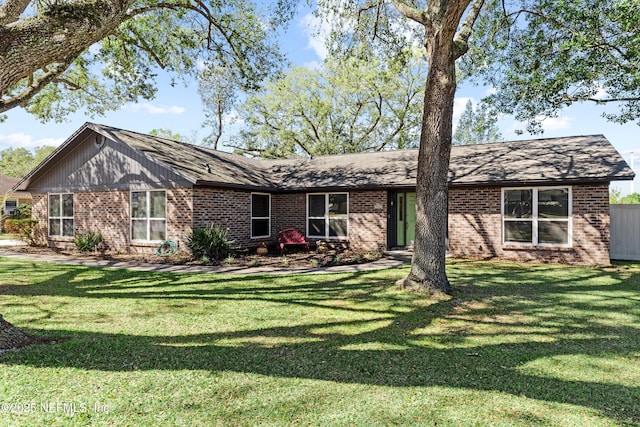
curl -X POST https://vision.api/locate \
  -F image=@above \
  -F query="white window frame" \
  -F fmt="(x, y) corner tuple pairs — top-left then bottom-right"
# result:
(130, 190), (167, 242)
(502, 186), (572, 247)
(3, 199), (18, 216)
(251, 193), (271, 238)
(48, 193), (74, 237)
(306, 193), (349, 239)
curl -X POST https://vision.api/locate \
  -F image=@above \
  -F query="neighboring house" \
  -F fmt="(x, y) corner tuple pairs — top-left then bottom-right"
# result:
(14, 123), (635, 264)
(1, 173), (31, 216)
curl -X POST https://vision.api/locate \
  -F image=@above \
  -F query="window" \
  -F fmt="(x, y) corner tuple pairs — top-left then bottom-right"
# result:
(131, 190), (166, 241)
(49, 193), (74, 237)
(307, 193), (348, 238)
(503, 187), (571, 246)
(4, 199), (17, 216)
(251, 193), (270, 238)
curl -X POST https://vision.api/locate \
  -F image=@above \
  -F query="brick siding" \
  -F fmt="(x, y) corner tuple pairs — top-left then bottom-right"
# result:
(192, 187), (253, 248)
(348, 191), (387, 250)
(448, 184), (611, 264)
(271, 190), (387, 250)
(30, 184), (611, 263)
(32, 189), (193, 253)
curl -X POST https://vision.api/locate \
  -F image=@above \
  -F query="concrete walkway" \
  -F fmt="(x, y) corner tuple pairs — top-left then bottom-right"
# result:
(0, 239), (25, 247)
(0, 247), (412, 275)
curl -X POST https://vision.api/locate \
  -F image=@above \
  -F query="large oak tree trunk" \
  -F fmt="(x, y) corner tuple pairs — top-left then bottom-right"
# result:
(398, 8), (462, 295)
(0, 313), (38, 350)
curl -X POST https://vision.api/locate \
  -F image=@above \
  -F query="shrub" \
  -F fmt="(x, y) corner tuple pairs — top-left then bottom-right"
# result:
(74, 231), (104, 252)
(186, 225), (233, 261)
(4, 218), (38, 244)
(11, 204), (32, 219)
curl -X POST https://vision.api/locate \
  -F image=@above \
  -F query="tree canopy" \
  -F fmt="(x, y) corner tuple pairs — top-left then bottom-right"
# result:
(462, 0), (640, 132)
(232, 53), (426, 158)
(0, 0), (298, 120)
(0, 146), (56, 178)
(453, 99), (503, 145)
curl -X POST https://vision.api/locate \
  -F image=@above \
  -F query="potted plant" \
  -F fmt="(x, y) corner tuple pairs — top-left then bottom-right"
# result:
(256, 241), (268, 255)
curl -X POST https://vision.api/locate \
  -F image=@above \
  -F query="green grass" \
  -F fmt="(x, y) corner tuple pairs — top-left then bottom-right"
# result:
(0, 258), (639, 426)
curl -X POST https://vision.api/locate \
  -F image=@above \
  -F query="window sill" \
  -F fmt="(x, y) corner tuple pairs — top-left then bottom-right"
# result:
(48, 236), (74, 241)
(131, 240), (164, 247)
(309, 237), (349, 241)
(502, 244), (573, 251)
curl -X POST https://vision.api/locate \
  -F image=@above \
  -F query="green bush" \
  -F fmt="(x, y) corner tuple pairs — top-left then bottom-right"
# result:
(11, 204), (32, 219)
(186, 225), (233, 261)
(74, 231), (104, 252)
(4, 218), (38, 244)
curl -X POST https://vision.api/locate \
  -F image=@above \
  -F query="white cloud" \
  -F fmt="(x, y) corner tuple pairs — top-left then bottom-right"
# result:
(222, 110), (243, 126)
(300, 13), (330, 61)
(592, 84), (608, 100)
(539, 115), (573, 131)
(504, 115), (573, 138)
(0, 133), (65, 149)
(128, 103), (186, 115)
(485, 87), (498, 96)
(453, 97), (474, 121)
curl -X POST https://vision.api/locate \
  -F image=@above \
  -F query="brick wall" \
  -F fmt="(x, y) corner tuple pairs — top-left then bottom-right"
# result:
(31, 193), (47, 245)
(271, 190), (387, 251)
(74, 190), (129, 251)
(349, 191), (387, 250)
(32, 189), (194, 253)
(272, 193), (306, 237)
(192, 187), (253, 248)
(448, 184), (611, 264)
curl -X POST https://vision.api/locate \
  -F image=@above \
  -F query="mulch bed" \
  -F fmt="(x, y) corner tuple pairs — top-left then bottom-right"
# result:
(5, 244), (385, 269)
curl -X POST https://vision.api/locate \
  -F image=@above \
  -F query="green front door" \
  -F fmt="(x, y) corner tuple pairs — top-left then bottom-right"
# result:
(405, 192), (416, 246)
(396, 192), (416, 247)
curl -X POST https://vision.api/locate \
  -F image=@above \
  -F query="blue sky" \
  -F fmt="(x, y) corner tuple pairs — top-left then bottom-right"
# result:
(1, 6), (638, 194)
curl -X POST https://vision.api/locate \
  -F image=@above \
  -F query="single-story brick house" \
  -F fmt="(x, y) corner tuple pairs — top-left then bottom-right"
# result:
(14, 122), (635, 264)
(1, 173), (31, 216)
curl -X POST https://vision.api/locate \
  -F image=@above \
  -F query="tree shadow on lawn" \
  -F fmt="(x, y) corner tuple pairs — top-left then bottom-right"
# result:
(1, 260), (640, 424)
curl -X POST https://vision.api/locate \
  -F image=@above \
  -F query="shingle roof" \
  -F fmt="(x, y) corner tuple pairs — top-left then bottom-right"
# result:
(15, 123), (636, 192)
(82, 125), (639, 190)
(90, 124), (276, 190)
(265, 134), (635, 190)
(0, 173), (20, 194)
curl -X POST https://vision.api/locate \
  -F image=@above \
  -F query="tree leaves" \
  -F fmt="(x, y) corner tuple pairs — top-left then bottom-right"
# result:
(232, 52), (427, 158)
(0, 0), (297, 119)
(462, 0), (640, 129)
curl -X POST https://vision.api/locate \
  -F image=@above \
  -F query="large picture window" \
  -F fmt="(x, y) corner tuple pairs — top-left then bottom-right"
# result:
(251, 193), (271, 238)
(503, 187), (571, 246)
(307, 193), (348, 238)
(49, 193), (74, 237)
(131, 190), (166, 241)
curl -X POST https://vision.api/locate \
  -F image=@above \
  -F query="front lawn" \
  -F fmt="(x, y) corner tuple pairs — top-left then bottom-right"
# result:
(0, 258), (638, 426)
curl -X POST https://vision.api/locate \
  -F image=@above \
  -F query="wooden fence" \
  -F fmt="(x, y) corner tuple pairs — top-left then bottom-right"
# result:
(610, 204), (640, 261)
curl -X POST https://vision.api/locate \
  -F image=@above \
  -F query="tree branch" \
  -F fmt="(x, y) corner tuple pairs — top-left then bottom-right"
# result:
(560, 93), (640, 104)
(0, 59), (72, 114)
(389, 0), (427, 25)
(0, 0), (31, 26)
(453, 0), (485, 58)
